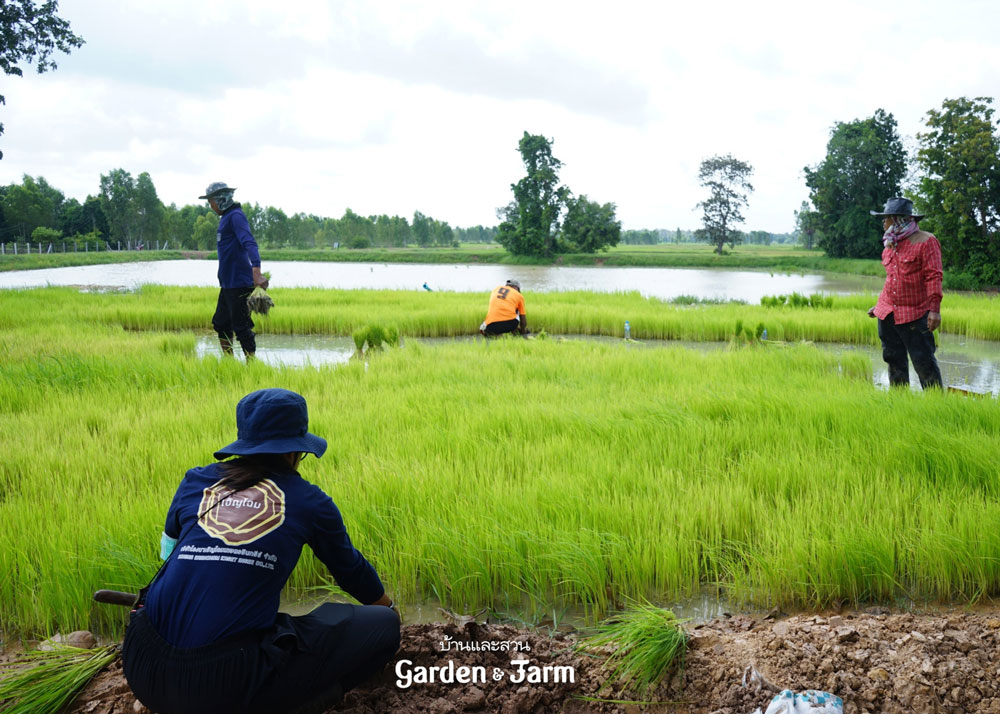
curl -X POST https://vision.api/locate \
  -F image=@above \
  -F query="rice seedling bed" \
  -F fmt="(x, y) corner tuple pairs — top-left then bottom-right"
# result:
(3, 286), (1000, 343)
(3, 287), (1000, 643)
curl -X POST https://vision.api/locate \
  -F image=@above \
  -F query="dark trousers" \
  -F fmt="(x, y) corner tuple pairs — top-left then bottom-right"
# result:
(212, 287), (256, 355)
(123, 603), (400, 714)
(877, 311), (942, 389)
(483, 319), (520, 336)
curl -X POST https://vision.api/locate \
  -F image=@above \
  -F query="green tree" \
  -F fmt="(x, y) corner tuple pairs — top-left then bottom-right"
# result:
(496, 132), (569, 257)
(794, 201), (822, 250)
(915, 96), (1000, 285)
(191, 212), (219, 251)
(560, 194), (621, 252)
(0, 1), (84, 159)
(134, 171), (164, 246)
(99, 168), (138, 242)
(2, 174), (59, 238)
(338, 208), (373, 248)
(695, 154), (754, 254)
(30, 225), (60, 242)
(412, 211), (431, 247)
(804, 109), (906, 259)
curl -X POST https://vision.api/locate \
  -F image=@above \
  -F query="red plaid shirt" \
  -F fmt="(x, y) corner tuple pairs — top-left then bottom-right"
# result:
(873, 233), (943, 325)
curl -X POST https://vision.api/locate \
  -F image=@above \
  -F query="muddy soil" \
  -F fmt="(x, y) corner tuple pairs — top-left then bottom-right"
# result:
(63, 609), (1000, 713)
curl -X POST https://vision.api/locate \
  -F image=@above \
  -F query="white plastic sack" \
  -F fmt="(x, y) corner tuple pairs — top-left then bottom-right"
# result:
(762, 689), (843, 714)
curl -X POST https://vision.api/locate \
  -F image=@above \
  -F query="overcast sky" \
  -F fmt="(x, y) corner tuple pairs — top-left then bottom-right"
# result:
(2, 0), (999, 233)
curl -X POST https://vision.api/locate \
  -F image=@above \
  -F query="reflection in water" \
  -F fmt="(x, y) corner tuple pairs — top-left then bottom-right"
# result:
(0, 259), (884, 302)
(197, 332), (1000, 395)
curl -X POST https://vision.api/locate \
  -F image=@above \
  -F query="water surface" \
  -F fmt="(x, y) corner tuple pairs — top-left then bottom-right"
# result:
(0, 259), (883, 302)
(197, 333), (1000, 395)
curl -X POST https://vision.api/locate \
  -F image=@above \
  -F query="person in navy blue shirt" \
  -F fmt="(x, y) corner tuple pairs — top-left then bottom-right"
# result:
(122, 389), (400, 714)
(201, 182), (268, 360)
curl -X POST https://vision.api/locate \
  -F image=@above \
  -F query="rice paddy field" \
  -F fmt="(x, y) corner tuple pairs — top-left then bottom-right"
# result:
(2, 286), (1000, 642)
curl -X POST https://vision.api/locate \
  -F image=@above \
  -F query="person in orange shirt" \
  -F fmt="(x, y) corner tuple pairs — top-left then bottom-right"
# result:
(480, 279), (528, 337)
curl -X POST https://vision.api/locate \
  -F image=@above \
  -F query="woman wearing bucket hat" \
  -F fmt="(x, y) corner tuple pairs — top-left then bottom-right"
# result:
(122, 388), (400, 714)
(866, 197), (943, 389)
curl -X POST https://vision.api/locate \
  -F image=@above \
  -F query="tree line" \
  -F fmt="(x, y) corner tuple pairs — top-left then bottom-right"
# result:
(0, 170), (498, 250)
(799, 97), (1000, 287)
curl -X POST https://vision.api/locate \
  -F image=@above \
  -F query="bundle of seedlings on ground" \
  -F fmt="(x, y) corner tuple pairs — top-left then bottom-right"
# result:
(580, 603), (688, 699)
(352, 323), (400, 356)
(0, 644), (118, 714)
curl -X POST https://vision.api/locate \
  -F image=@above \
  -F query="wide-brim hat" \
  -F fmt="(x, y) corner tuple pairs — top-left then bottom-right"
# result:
(199, 181), (237, 200)
(214, 388), (327, 460)
(870, 197), (925, 219)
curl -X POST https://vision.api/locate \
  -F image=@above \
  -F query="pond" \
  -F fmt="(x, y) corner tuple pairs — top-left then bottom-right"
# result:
(197, 332), (1000, 395)
(0, 259), (883, 302)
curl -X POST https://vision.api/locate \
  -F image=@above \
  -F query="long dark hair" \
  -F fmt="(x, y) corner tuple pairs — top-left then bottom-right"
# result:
(217, 453), (301, 492)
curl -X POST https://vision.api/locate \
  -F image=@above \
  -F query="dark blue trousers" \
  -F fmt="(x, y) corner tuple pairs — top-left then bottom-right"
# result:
(123, 603), (400, 714)
(877, 311), (942, 389)
(212, 287), (256, 355)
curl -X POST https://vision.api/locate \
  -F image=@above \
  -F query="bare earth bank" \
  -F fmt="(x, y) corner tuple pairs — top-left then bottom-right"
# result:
(65, 609), (1000, 714)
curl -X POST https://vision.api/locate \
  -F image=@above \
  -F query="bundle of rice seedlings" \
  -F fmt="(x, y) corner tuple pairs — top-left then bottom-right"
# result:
(247, 286), (274, 316)
(0, 643), (118, 714)
(580, 603), (688, 698)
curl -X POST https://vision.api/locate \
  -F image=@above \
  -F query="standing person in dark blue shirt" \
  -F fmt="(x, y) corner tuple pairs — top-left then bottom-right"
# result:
(201, 181), (268, 360)
(122, 388), (400, 714)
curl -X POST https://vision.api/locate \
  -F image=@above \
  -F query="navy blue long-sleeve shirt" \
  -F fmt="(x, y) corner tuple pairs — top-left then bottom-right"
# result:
(216, 205), (261, 288)
(145, 463), (385, 648)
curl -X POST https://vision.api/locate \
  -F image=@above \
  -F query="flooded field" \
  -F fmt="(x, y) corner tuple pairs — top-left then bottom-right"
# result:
(0, 259), (883, 302)
(198, 332), (1000, 395)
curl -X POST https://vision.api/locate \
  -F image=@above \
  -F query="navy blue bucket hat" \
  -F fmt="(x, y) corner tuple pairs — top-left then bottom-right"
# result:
(214, 388), (327, 460)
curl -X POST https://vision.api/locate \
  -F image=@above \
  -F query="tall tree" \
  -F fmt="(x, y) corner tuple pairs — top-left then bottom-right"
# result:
(560, 194), (621, 252)
(134, 171), (164, 245)
(804, 109), (906, 259)
(2, 174), (59, 238)
(99, 168), (138, 242)
(794, 201), (822, 250)
(0, 1), (84, 159)
(915, 96), (1000, 285)
(412, 211), (431, 247)
(694, 154), (754, 254)
(496, 132), (569, 257)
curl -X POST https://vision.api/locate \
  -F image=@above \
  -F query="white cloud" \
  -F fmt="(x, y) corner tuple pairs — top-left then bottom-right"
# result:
(1, 0), (999, 232)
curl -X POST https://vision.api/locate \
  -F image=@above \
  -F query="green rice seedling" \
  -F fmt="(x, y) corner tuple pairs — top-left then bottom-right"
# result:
(5, 286), (1000, 343)
(0, 644), (118, 714)
(581, 603), (687, 698)
(352, 326), (368, 352)
(3, 290), (1000, 640)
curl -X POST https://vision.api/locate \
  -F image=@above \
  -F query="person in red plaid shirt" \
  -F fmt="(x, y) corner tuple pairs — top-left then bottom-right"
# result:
(866, 197), (943, 389)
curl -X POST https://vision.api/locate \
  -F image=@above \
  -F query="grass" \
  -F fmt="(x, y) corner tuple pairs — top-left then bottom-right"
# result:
(581, 604), (687, 697)
(2, 288), (1000, 642)
(0, 644), (118, 714)
(0, 242), (885, 276)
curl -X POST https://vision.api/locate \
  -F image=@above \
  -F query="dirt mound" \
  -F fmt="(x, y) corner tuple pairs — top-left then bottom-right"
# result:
(65, 609), (1000, 713)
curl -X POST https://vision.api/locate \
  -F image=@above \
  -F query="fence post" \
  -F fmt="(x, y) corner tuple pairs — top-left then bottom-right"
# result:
(14, 242), (18, 255)
(85, 241), (88, 252)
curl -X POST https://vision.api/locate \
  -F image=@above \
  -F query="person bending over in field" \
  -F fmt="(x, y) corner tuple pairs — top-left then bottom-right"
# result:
(480, 279), (528, 337)
(122, 388), (400, 714)
(201, 181), (268, 360)
(867, 197), (943, 389)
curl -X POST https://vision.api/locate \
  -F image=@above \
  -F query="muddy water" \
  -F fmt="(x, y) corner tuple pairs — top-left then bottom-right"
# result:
(197, 332), (1000, 395)
(0, 259), (883, 302)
